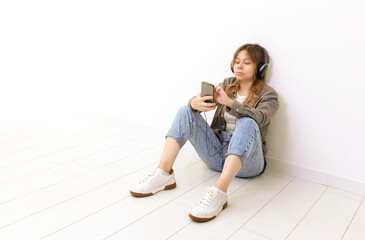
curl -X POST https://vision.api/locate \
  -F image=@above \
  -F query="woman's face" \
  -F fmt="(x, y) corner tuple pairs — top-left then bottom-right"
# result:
(233, 50), (256, 81)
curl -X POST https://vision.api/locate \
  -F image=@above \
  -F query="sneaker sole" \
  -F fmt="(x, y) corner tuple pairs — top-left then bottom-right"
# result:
(130, 182), (176, 197)
(189, 201), (228, 222)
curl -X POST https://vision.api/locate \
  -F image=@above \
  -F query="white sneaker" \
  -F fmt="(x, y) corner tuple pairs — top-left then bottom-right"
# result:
(189, 186), (228, 222)
(130, 168), (176, 197)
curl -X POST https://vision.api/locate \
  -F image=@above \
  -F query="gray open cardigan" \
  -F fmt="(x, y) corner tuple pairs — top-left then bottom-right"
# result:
(188, 77), (279, 161)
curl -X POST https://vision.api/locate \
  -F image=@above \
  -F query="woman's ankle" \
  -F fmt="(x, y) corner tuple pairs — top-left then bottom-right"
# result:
(157, 164), (172, 174)
(213, 183), (228, 193)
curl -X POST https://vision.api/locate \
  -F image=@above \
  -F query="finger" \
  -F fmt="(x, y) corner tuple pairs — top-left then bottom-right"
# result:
(201, 102), (216, 109)
(202, 100), (216, 107)
(201, 107), (210, 112)
(202, 95), (214, 101)
(202, 106), (216, 112)
(200, 102), (210, 108)
(206, 102), (216, 108)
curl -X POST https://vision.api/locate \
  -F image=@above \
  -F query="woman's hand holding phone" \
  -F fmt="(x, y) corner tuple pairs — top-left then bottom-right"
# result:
(191, 82), (234, 112)
(191, 93), (216, 112)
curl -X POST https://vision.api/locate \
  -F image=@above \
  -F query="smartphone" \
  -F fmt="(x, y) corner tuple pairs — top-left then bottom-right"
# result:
(201, 82), (214, 103)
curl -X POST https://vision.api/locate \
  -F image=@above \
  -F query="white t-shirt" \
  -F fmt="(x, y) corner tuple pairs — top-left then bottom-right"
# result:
(224, 93), (247, 133)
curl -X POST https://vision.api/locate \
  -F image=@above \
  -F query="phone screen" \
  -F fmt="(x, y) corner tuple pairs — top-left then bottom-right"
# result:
(201, 82), (214, 103)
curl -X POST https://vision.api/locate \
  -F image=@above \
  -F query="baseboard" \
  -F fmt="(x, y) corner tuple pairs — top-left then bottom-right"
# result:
(266, 155), (365, 196)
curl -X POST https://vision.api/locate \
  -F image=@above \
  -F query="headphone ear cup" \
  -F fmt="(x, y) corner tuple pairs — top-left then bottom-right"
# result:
(257, 47), (269, 79)
(256, 62), (268, 79)
(256, 63), (263, 79)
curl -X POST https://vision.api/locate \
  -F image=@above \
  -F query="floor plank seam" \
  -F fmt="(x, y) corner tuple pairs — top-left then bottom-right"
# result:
(0, 169), (90, 206)
(0, 143), (164, 206)
(39, 195), (132, 240)
(0, 149), (201, 231)
(325, 190), (363, 202)
(97, 163), (216, 238)
(327, 192), (361, 202)
(0, 131), (148, 186)
(75, 140), (164, 170)
(227, 178), (253, 197)
(108, 145), (193, 182)
(166, 221), (193, 240)
(2, 120), (95, 144)
(0, 170), (137, 230)
(3, 118), (364, 240)
(283, 185), (329, 240)
(265, 170), (294, 181)
(103, 166), (220, 239)
(0, 174), (130, 230)
(0, 124), (113, 158)
(226, 176), (296, 240)
(41, 161), (209, 239)
(70, 162), (94, 170)
(172, 172), (221, 208)
(0, 161), (88, 187)
(340, 196), (364, 240)
(233, 227), (275, 240)
(0, 127), (129, 170)
(0, 156), (156, 210)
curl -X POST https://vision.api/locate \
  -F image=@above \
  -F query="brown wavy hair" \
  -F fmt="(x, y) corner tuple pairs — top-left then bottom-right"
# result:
(217, 44), (267, 115)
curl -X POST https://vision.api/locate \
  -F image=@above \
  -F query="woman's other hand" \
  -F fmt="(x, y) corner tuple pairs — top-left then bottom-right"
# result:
(214, 85), (234, 108)
(191, 93), (216, 112)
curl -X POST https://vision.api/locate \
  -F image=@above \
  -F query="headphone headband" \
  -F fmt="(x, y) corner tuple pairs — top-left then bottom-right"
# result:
(262, 47), (269, 64)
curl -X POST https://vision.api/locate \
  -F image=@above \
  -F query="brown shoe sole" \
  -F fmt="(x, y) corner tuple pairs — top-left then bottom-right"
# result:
(189, 201), (228, 222)
(130, 182), (176, 197)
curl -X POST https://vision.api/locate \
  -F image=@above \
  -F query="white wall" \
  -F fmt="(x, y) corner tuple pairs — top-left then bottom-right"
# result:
(1, 0), (365, 192)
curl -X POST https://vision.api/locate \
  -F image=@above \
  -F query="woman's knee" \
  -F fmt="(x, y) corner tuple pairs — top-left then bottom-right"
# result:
(233, 117), (259, 133)
(171, 105), (199, 133)
(177, 106), (194, 118)
(174, 106), (192, 122)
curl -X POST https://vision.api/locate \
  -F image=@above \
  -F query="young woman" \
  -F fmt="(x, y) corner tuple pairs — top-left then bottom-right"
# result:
(130, 43), (279, 222)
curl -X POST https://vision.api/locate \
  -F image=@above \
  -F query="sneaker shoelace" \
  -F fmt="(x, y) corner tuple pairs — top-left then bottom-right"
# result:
(139, 171), (158, 185)
(198, 187), (216, 207)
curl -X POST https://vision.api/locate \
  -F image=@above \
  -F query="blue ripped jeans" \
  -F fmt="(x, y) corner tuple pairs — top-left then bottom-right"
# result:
(166, 106), (265, 178)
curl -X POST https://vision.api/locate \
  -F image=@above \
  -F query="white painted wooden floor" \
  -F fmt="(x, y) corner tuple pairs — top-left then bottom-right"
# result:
(0, 113), (364, 240)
